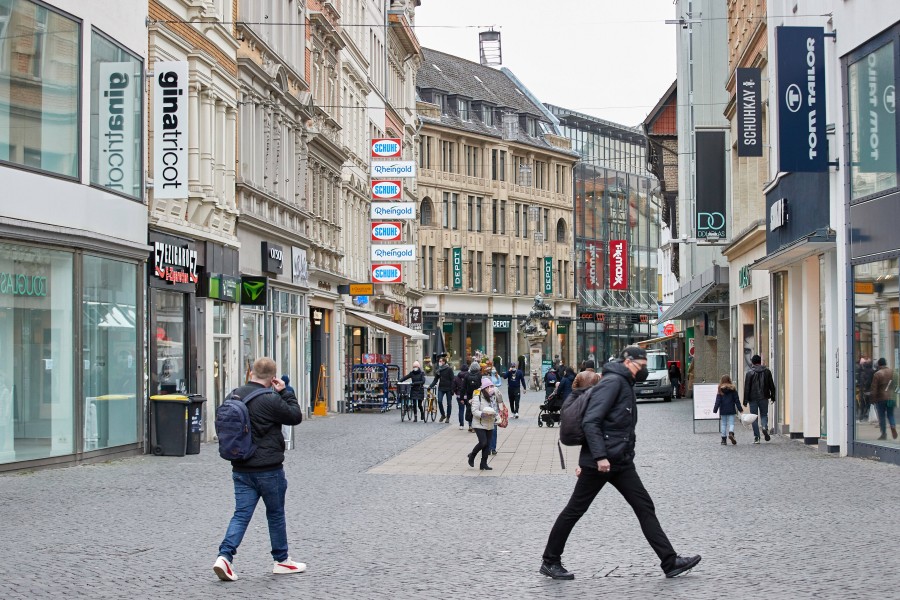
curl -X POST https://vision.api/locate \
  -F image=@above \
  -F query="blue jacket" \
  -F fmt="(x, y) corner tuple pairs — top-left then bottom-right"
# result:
(713, 388), (742, 415)
(557, 373), (574, 402)
(502, 368), (525, 391)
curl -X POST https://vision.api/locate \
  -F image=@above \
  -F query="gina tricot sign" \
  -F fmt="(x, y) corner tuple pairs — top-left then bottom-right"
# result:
(153, 61), (188, 199)
(99, 62), (136, 194)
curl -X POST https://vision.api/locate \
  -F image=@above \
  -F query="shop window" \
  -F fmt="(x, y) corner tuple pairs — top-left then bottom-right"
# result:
(154, 289), (187, 395)
(0, 0), (80, 178)
(848, 41), (897, 200)
(90, 30), (143, 199)
(853, 258), (899, 448)
(0, 243), (74, 464)
(83, 256), (138, 451)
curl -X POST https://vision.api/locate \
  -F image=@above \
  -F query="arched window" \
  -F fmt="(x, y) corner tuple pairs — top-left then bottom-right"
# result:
(420, 197), (434, 226)
(556, 218), (567, 243)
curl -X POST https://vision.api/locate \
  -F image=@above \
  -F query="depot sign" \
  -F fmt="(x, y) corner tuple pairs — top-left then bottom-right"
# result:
(371, 180), (402, 199)
(372, 264), (402, 283)
(371, 138), (401, 158)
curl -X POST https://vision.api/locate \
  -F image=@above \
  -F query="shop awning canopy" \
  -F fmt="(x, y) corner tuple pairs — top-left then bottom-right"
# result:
(637, 332), (683, 347)
(345, 309), (428, 340)
(659, 265), (729, 322)
(749, 228), (836, 272)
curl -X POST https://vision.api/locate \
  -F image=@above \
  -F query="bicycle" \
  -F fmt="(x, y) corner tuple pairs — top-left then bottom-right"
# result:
(531, 369), (542, 392)
(423, 389), (438, 422)
(397, 383), (414, 422)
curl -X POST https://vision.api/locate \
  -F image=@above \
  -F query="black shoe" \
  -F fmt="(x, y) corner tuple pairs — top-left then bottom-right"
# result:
(540, 561), (574, 580)
(490, 450), (497, 455)
(480, 464), (492, 470)
(728, 432), (736, 445)
(878, 433), (888, 440)
(720, 437), (726, 445)
(664, 555), (701, 578)
(763, 428), (771, 442)
(467, 453), (475, 468)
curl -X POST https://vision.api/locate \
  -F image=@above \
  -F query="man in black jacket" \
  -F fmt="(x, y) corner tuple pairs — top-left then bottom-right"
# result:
(214, 357), (304, 582)
(540, 346), (701, 581)
(743, 354), (776, 443)
(429, 355), (455, 423)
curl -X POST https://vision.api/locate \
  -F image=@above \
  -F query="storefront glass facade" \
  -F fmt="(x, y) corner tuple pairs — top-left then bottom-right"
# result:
(1, 242), (142, 467)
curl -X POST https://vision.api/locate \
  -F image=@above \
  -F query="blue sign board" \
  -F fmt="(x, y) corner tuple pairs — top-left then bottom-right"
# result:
(776, 26), (826, 173)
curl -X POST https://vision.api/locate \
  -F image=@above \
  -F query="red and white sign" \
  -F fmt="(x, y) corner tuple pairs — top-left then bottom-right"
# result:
(609, 240), (628, 290)
(371, 180), (402, 200)
(371, 222), (402, 241)
(371, 138), (401, 158)
(584, 240), (604, 290)
(663, 323), (676, 337)
(371, 264), (403, 283)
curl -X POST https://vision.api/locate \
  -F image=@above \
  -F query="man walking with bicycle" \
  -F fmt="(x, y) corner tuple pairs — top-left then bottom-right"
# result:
(429, 354), (455, 424)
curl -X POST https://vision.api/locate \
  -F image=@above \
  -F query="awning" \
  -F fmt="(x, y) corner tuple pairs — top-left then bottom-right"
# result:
(659, 282), (717, 321)
(637, 333), (682, 347)
(750, 228), (836, 271)
(345, 309), (428, 340)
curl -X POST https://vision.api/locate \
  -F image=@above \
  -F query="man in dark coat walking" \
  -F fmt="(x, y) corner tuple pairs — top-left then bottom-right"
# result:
(214, 357), (304, 581)
(743, 354), (776, 443)
(540, 346), (701, 581)
(429, 355), (455, 423)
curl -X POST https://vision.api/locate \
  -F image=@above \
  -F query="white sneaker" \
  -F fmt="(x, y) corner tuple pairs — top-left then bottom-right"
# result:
(213, 556), (238, 581)
(459, 425), (464, 430)
(514, 413), (519, 419)
(273, 557), (307, 574)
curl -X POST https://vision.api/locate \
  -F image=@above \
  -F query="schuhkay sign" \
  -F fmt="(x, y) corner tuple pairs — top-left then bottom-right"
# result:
(737, 68), (762, 158)
(152, 61), (189, 199)
(609, 240), (628, 290)
(776, 26), (826, 172)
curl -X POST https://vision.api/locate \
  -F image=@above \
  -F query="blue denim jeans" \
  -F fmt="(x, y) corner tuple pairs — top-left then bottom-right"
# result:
(489, 424), (498, 451)
(749, 400), (769, 438)
(218, 467), (289, 563)
(437, 389), (452, 419)
(719, 414), (735, 437)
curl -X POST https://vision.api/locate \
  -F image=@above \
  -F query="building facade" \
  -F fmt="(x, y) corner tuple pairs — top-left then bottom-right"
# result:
(547, 105), (663, 364)
(148, 0), (241, 437)
(1, 0), (147, 471)
(415, 48), (578, 374)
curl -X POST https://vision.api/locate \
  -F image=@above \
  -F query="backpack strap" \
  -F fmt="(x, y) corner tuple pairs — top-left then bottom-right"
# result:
(235, 386), (273, 405)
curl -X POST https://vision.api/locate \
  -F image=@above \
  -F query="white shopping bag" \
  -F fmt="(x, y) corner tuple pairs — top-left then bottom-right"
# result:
(739, 412), (758, 428)
(868, 404), (879, 424)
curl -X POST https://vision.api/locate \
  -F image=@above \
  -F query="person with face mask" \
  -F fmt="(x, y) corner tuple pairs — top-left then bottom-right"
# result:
(428, 355), (455, 424)
(540, 346), (701, 581)
(399, 361), (426, 422)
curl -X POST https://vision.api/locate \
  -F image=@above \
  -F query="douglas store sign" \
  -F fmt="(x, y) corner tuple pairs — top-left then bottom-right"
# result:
(776, 26), (826, 172)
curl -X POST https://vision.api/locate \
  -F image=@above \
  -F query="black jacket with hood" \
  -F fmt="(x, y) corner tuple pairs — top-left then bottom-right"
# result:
(743, 364), (776, 404)
(579, 360), (638, 471)
(230, 382), (303, 473)
(429, 363), (455, 391)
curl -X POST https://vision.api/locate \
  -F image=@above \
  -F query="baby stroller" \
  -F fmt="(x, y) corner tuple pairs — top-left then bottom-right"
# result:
(538, 390), (563, 427)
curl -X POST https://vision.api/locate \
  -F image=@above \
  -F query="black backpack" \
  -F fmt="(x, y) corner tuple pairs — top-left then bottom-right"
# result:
(215, 387), (271, 460)
(558, 386), (595, 446)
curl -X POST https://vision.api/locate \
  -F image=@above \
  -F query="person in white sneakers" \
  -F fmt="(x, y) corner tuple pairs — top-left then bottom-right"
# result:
(213, 357), (305, 581)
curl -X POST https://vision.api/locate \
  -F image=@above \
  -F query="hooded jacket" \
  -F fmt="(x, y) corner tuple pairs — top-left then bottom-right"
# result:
(579, 361), (637, 471)
(399, 368), (426, 400)
(453, 369), (468, 398)
(229, 382), (303, 473)
(744, 364), (776, 404)
(470, 388), (500, 430)
(429, 362), (455, 391)
(713, 385), (742, 415)
(503, 367), (525, 391)
(871, 365), (895, 402)
(464, 362), (482, 401)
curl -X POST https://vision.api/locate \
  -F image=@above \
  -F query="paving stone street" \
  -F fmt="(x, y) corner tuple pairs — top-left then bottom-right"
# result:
(2, 388), (899, 599)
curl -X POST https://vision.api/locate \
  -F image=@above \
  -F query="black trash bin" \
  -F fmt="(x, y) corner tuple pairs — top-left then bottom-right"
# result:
(186, 394), (207, 455)
(149, 395), (189, 456)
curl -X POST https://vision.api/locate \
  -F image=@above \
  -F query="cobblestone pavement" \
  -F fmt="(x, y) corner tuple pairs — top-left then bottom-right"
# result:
(2, 388), (899, 599)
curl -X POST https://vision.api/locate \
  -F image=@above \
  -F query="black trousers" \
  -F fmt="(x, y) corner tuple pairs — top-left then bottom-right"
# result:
(508, 389), (521, 414)
(542, 465), (678, 571)
(470, 428), (494, 466)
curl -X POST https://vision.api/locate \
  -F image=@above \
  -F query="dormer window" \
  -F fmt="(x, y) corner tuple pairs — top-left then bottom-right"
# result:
(481, 105), (493, 126)
(457, 98), (470, 121)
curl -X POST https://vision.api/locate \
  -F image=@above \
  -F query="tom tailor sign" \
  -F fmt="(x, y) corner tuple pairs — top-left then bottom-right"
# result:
(776, 26), (826, 173)
(99, 62), (137, 194)
(737, 68), (763, 157)
(153, 61), (189, 199)
(609, 240), (628, 290)
(855, 43), (896, 174)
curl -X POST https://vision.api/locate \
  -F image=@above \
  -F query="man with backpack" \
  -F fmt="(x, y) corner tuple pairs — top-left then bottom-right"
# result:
(541, 346), (701, 581)
(213, 357), (304, 582)
(743, 354), (776, 444)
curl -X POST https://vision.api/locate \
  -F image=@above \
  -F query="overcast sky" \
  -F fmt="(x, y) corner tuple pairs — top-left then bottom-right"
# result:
(413, 0), (677, 127)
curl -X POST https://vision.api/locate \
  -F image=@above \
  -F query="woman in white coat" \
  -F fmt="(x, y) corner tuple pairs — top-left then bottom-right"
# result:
(466, 377), (500, 470)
